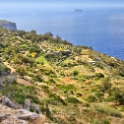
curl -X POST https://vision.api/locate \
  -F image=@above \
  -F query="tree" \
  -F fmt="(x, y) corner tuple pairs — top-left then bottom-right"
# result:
(30, 30), (37, 35)
(72, 70), (79, 76)
(101, 77), (111, 91)
(110, 87), (124, 105)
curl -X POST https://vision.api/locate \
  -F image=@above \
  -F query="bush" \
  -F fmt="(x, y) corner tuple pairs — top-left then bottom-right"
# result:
(66, 96), (81, 103)
(45, 93), (66, 105)
(1, 84), (25, 104)
(87, 95), (97, 102)
(58, 84), (76, 93)
(76, 92), (82, 97)
(41, 85), (49, 92)
(72, 70), (79, 76)
(101, 77), (111, 91)
(109, 88), (124, 105)
(16, 66), (27, 76)
(95, 73), (104, 79)
(33, 74), (44, 82)
(94, 103), (121, 117)
(27, 95), (41, 104)
(95, 91), (104, 101)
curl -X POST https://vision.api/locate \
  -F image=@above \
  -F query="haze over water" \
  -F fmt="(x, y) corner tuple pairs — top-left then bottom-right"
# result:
(1, 0), (124, 60)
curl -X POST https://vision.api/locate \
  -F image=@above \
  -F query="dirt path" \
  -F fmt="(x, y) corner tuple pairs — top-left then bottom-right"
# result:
(3, 62), (33, 86)
(17, 78), (33, 86)
(3, 62), (16, 73)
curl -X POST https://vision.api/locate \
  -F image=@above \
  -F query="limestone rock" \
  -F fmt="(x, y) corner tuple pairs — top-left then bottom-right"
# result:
(31, 103), (41, 114)
(0, 104), (45, 124)
(1, 117), (28, 124)
(24, 99), (41, 114)
(15, 109), (39, 120)
(0, 20), (17, 31)
(0, 96), (15, 108)
(24, 99), (31, 110)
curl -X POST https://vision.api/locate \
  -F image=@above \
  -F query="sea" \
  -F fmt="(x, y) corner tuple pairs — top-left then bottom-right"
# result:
(1, 4), (124, 60)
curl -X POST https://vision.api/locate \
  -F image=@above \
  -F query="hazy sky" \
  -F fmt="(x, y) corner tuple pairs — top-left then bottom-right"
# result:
(0, 0), (124, 11)
(1, 0), (124, 7)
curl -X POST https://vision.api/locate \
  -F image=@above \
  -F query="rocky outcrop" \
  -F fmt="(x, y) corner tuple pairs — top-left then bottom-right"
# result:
(24, 99), (41, 114)
(0, 104), (45, 124)
(0, 20), (17, 31)
(0, 96), (46, 124)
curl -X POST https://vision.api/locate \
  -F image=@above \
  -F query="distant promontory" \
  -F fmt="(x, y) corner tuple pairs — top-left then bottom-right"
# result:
(75, 9), (83, 12)
(0, 20), (17, 31)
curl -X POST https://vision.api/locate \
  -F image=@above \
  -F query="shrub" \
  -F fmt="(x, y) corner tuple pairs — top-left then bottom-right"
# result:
(41, 85), (49, 92)
(1, 83), (25, 104)
(16, 66), (27, 76)
(33, 74), (44, 82)
(27, 95), (41, 104)
(95, 73), (104, 79)
(101, 77), (111, 91)
(45, 93), (66, 105)
(66, 96), (81, 103)
(72, 70), (79, 76)
(87, 95), (97, 102)
(76, 92), (82, 97)
(58, 84), (76, 93)
(109, 88), (124, 105)
(13, 92), (25, 104)
(95, 91), (104, 101)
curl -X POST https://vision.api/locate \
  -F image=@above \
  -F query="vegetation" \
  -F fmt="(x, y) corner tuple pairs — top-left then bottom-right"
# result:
(93, 103), (121, 117)
(0, 27), (124, 123)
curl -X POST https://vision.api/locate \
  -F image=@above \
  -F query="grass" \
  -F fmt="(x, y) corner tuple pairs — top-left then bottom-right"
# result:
(93, 103), (121, 117)
(58, 84), (76, 93)
(0, 82), (38, 104)
(1, 83), (25, 104)
(35, 56), (47, 64)
(92, 119), (110, 124)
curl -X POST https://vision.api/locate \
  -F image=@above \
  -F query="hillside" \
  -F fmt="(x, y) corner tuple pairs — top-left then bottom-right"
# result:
(1, 27), (124, 124)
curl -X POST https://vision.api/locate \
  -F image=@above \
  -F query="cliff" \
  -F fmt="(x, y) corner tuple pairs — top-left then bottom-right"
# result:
(0, 20), (17, 31)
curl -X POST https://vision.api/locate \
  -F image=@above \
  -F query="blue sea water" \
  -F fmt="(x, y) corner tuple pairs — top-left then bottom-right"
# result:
(1, 5), (124, 60)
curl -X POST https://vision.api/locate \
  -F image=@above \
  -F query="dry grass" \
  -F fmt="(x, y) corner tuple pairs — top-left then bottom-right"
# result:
(93, 103), (121, 117)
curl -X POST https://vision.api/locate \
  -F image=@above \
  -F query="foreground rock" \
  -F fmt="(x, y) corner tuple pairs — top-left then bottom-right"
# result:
(0, 104), (45, 124)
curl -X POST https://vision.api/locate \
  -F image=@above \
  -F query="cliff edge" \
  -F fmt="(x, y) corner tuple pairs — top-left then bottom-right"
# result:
(0, 20), (17, 31)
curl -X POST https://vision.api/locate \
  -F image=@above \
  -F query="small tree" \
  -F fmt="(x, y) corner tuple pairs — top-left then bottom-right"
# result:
(72, 70), (79, 77)
(110, 87), (124, 105)
(101, 77), (111, 91)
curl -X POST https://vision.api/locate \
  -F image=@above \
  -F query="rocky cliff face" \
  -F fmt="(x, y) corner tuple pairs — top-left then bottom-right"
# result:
(0, 96), (46, 124)
(0, 20), (17, 31)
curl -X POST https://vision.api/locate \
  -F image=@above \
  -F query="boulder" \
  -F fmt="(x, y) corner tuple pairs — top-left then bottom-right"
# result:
(0, 96), (14, 108)
(15, 109), (39, 120)
(24, 99), (31, 110)
(31, 103), (41, 114)
(0, 104), (45, 124)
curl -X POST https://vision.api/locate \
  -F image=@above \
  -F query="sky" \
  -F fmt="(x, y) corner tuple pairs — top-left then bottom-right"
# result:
(0, 0), (124, 13)
(1, 0), (124, 7)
